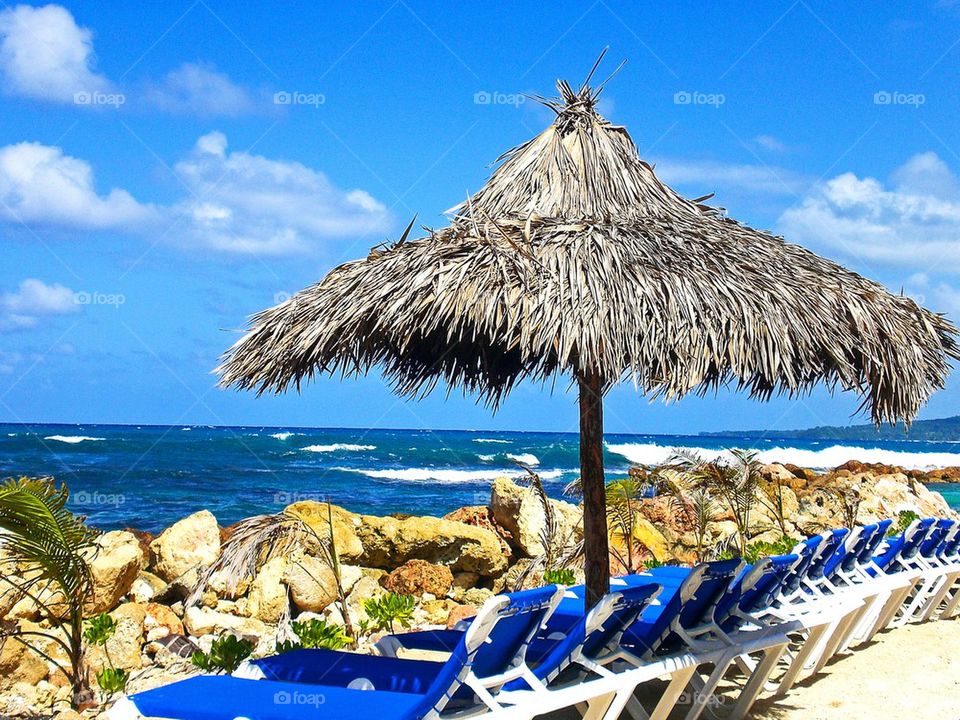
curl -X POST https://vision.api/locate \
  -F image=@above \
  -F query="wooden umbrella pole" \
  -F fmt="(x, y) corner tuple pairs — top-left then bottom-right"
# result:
(578, 370), (610, 608)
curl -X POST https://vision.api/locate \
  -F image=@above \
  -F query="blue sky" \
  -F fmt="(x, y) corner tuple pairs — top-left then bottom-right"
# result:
(1, 1), (959, 434)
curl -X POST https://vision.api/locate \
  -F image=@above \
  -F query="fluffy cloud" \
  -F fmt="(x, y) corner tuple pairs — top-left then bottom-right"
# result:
(655, 158), (811, 196)
(777, 152), (960, 272)
(0, 141), (156, 229)
(145, 62), (258, 117)
(0, 4), (112, 103)
(171, 132), (390, 255)
(0, 134), (389, 254)
(1, 278), (78, 330)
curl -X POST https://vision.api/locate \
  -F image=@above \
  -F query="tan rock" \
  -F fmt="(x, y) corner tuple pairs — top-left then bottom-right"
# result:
(130, 571), (167, 603)
(446, 604), (478, 629)
(87, 602), (145, 672)
(415, 599), (459, 626)
(383, 560), (453, 597)
(85, 530), (145, 614)
(0, 624), (49, 690)
(150, 510), (221, 586)
(143, 602), (183, 641)
(182, 606), (274, 653)
(345, 575), (386, 622)
(284, 555), (338, 613)
(246, 556), (290, 623)
(356, 514), (508, 576)
(490, 477), (582, 557)
(284, 502), (365, 562)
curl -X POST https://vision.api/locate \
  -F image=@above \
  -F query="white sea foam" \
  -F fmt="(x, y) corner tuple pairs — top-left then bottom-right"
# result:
(473, 438), (511, 444)
(337, 467), (565, 483)
(302, 443), (376, 453)
(271, 432), (302, 441)
(44, 435), (104, 444)
(506, 453), (540, 466)
(605, 442), (960, 471)
(477, 454), (496, 461)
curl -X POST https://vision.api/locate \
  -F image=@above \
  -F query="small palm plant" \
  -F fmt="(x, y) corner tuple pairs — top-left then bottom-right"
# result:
(605, 477), (649, 574)
(672, 449), (762, 556)
(0, 476), (99, 707)
(276, 618), (351, 653)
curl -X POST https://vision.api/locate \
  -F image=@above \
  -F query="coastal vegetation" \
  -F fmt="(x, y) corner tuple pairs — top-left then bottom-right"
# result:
(0, 460), (955, 718)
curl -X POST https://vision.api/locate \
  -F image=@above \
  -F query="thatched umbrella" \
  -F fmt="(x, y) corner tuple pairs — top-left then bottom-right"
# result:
(217, 67), (958, 607)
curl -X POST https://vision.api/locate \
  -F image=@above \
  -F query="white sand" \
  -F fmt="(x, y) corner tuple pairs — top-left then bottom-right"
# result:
(749, 617), (960, 719)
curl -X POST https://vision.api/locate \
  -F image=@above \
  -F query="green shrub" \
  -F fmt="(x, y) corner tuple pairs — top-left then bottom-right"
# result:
(887, 510), (920, 537)
(84, 613), (128, 696)
(541, 568), (576, 586)
(276, 618), (352, 653)
(742, 535), (796, 564)
(95, 668), (128, 695)
(364, 593), (416, 633)
(190, 634), (254, 673)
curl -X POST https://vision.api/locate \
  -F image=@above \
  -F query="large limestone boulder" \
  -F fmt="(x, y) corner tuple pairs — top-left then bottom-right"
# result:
(356, 515), (508, 576)
(383, 559), (453, 597)
(150, 510), (221, 587)
(490, 477), (582, 557)
(246, 556), (290, 623)
(283, 555), (338, 613)
(85, 531), (145, 614)
(284, 502), (365, 562)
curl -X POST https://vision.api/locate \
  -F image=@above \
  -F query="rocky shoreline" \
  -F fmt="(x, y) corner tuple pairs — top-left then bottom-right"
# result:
(0, 462), (956, 719)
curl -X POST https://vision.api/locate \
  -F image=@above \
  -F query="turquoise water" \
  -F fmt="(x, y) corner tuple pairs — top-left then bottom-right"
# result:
(2, 423), (958, 533)
(930, 483), (960, 509)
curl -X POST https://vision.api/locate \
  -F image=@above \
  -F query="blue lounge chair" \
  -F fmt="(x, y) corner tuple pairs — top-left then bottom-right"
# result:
(109, 585), (565, 720)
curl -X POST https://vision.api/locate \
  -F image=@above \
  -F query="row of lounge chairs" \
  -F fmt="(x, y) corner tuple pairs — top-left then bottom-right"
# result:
(109, 516), (960, 720)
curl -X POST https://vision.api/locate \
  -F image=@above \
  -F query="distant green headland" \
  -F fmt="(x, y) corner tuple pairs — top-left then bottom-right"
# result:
(700, 415), (960, 442)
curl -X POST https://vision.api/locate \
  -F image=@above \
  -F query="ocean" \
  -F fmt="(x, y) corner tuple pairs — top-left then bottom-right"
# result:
(1, 423), (958, 533)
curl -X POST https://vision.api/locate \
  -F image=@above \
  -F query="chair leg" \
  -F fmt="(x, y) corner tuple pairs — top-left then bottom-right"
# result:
(775, 622), (830, 696)
(682, 658), (731, 720)
(940, 583), (960, 619)
(729, 643), (788, 720)
(581, 691), (618, 720)
(642, 665), (700, 720)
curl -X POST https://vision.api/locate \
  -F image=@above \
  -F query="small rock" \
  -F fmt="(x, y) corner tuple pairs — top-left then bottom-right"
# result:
(446, 604), (478, 629)
(246, 556), (290, 623)
(383, 559), (453, 597)
(150, 510), (221, 588)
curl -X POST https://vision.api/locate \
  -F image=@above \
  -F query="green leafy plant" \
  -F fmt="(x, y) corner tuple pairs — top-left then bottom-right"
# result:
(95, 667), (128, 695)
(276, 618), (351, 653)
(541, 568), (576, 586)
(887, 509), (920, 537)
(641, 557), (665, 570)
(673, 449), (762, 556)
(190, 634), (254, 673)
(364, 593), (416, 633)
(83, 613), (128, 696)
(741, 535), (796, 564)
(0, 477), (100, 708)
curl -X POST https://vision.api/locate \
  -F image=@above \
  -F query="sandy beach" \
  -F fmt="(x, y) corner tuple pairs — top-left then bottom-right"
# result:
(748, 618), (960, 719)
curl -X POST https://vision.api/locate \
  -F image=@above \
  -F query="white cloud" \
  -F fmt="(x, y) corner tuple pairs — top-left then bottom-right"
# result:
(0, 141), (156, 229)
(655, 158), (811, 196)
(0, 133), (390, 256)
(904, 272), (960, 320)
(0, 4), (111, 103)
(1, 278), (78, 330)
(777, 151), (960, 272)
(754, 134), (790, 153)
(145, 62), (257, 117)
(171, 132), (390, 255)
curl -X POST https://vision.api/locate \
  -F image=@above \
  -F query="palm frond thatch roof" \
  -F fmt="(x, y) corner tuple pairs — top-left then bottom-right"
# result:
(217, 78), (958, 425)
